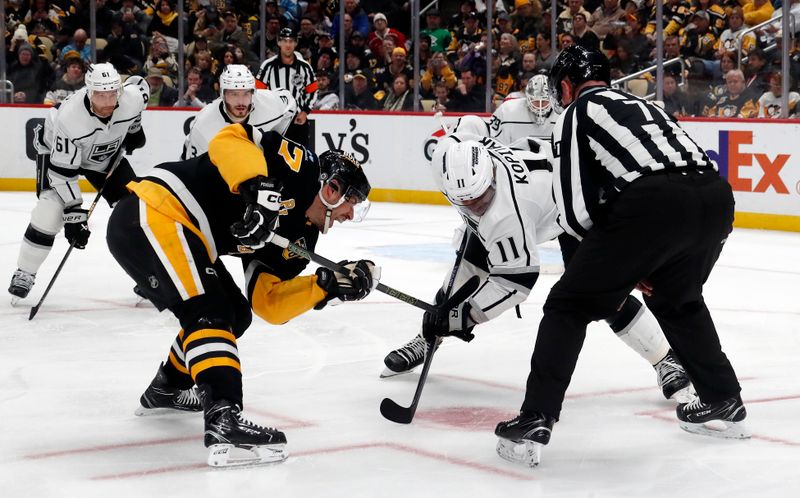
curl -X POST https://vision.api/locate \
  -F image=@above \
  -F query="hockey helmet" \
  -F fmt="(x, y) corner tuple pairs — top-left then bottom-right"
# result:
(548, 45), (610, 113)
(319, 150), (371, 204)
(85, 62), (122, 97)
(123, 75), (151, 102)
(219, 64), (256, 92)
(525, 74), (552, 125)
(439, 140), (495, 216)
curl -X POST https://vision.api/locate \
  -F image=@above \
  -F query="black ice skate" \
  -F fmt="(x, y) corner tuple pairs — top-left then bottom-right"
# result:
(134, 363), (202, 416)
(9, 269), (35, 304)
(381, 333), (440, 378)
(654, 350), (694, 402)
(677, 395), (750, 439)
(203, 396), (288, 467)
(495, 411), (556, 467)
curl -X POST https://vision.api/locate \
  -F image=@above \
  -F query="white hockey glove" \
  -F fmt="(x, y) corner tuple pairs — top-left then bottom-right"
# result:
(231, 176), (282, 250)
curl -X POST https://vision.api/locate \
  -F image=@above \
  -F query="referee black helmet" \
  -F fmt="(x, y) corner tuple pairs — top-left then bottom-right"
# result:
(548, 45), (610, 111)
(279, 27), (297, 40)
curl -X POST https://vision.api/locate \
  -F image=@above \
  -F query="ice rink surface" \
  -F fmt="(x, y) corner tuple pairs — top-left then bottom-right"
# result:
(1, 192), (798, 498)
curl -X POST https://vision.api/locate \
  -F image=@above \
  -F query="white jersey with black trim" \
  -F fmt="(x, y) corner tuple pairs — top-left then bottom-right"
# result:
(39, 82), (147, 206)
(183, 88), (297, 159)
(431, 121), (560, 323)
(489, 97), (557, 147)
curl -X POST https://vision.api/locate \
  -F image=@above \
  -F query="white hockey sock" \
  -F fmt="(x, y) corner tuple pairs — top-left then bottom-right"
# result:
(614, 305), (670, 366)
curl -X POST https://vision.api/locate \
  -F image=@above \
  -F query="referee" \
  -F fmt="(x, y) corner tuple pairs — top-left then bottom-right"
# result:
(255, 28), (317, 145)
(495, 46), (748, 467)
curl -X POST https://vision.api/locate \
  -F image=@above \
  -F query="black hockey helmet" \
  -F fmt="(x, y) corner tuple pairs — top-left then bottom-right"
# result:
(318, 150), (371, 203)
(548, 45), (610, 111)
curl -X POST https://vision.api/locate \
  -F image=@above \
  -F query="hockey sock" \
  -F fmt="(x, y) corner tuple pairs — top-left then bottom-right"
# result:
(606, 296), (670, 365)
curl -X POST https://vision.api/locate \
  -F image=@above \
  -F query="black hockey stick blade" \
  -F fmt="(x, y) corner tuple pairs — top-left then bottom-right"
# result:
(379, 276), (481, 424)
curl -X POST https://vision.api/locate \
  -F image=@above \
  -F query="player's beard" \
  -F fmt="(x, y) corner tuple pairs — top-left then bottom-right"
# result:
(93, 105), (116, 118)
(227, 104), (250, 120)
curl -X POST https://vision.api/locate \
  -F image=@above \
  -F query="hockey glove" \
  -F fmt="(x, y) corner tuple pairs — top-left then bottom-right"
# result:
(422, 300), (476, 343)
(230, 176), (282, 250)
(314, 260), (379, 309)
(63, 206), (90, 249)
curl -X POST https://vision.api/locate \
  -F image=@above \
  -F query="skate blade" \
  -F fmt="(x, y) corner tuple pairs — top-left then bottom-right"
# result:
(207, 443), (288, 468)
(10, 296), (22, 306)
(379, 366), (417, 378)
(134, 405), (202, 416)
(670, 385), (697, 404)
(496, 438), (542, 467)
(679, 420), (751, 440)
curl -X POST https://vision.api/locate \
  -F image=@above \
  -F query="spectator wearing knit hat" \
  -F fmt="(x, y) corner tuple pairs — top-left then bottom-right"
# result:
(368, 13), (407, 55)
(374, 46), (415, 93)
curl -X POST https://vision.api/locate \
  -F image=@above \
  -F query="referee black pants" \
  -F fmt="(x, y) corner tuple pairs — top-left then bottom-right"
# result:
(522, 170), (741, 419)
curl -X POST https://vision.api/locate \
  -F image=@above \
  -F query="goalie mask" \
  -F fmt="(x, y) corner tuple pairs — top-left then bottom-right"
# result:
(85, 63), (122, 117)
(439, 140), (496, 217)
(525, 74), (552, 125)
(318, 150), (372, 232)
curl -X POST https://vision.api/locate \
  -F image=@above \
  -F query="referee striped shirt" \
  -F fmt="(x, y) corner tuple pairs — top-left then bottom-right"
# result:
(255, 51), (318, 113)
(551, 86), (714, 240)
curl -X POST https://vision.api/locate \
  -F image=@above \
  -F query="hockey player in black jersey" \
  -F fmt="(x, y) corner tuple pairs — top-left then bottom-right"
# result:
(106, 124), (376, 467)
(495, 45), (748, 468)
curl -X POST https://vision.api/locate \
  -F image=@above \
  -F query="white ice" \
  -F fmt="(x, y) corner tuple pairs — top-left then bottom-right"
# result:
(1, 192), (798, 498)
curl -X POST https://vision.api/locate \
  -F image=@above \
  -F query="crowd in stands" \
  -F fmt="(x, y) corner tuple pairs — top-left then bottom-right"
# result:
(3, 0), (800, 117)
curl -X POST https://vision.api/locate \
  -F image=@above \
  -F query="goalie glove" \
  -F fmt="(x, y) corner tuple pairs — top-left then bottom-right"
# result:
(63, 206), (90, 249)
(314, 260), (380, 309)
(230, 176), (282, 250)
(422, 300), (476, 343)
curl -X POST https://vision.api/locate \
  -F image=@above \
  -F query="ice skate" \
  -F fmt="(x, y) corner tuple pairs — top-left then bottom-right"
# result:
(9, 269), (35, 305)
(677, 395), (750, 439)
(381, 333), (440, 378)
(495, 411), (555, 467)
(654, 350), (694, 402)
(203, 396), (287, 468)
(134, 363), (202, 416)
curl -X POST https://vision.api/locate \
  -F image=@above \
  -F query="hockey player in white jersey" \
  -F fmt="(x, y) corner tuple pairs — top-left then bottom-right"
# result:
(182, 64), (297, 159)
(8, 63), (149, 302)
(490, 74), (558, 147)
(382, 116), (693, 405)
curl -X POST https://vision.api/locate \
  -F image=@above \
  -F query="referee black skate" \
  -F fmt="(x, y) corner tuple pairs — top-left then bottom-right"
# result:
(495, 45), (749, 468)
(255, 27), (317, 146)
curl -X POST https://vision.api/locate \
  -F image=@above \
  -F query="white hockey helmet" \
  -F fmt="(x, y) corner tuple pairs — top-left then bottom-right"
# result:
(219, 64), (256, 92)
(85, 63), (122, 97)
(525, 74), (552, 125)
(439, 140), (495, 215)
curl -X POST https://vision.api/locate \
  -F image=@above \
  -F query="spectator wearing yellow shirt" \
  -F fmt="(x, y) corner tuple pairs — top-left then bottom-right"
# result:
(740, 0), (774, 26)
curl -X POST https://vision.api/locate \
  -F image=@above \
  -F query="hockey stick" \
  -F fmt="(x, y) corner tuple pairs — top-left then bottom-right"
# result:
(269, 233), (444, 315)
(379, 233), (474, 424)
(379, 275), (480, 424)
(29, 153), (125, 320)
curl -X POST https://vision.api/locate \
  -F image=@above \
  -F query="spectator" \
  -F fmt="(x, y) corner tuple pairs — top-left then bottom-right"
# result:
(449, 0), (479, 31)
(745, 48), (772, 95)
(345, 69), (378, 110)
(520, 51), (537, 73)
(422, 8), (452, 54)
(314, 47), (337, 78)
(697, 0), (728, 38)
(143, 33), (179, 85)
(349, 31), (380, 72)
(420, 50), (457, 97)
(495, 12), (516, 38)
(681, 10), (717, 61)
(646, 0), (692, 38)
(193, 50), (219, 102)
(368, 12), (407, 55)
(175, 67), (208, 108)
(332, 0), (370, 39)
(449, 11), (483, 59)
(609, 40), (640, 79)
(344, 49), (373, 89)
(381, 73), (415, 111)
(621, 13), (652, 63)
(251, 15), (282, 60)
(209, 11), (250, 59)
(145, 66), (179, 107)
(704, 69), (758, 117)
(742, 0), (775, 27)
(588, 0), (626, 40)
(8, 43), (51, 103)
(449, 68), (485, 112)
(187, 35), (210, 65)
(512, 0), (543, 40)
(43, 57), (85, 105)
(662, 72), (689, 117)
(65, 0), (114, 39)
(560, 32), (576, 49)
(558, 0), (591, 34)
(23, 0), (61, 39)
(757, 71), (800, 118)
(709, 51), (738, 100)
(661, 35), (685, 77)
(432, 81), (454, 112)
(456, 33), (490, 84)
(59, 28), (91, 63)
(375, 47), (414, 93)
(105, 19), (147, 74)
(297, 16), (319, 60)
(572, 12), (601, 50)
(312, 69), (340, 110)
(113, 0), (150, 36)
(147, 0), (185, 52)
(535, 31), (558, 72)
(192, 5), (221, 40)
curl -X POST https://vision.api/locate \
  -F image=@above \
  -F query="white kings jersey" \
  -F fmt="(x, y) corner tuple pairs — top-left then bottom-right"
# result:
(431, 122), (561, 324)
(489, 97), (557, 147)
(38, 81), (147, 206)
(183, 88), (297, 159)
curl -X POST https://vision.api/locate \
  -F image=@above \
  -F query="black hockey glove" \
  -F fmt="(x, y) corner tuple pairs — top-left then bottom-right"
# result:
(63, 206), (90, 249)
(314, 260), (378, 309)
(422, 300), (476, 343)
(230, 176), (282, 250)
